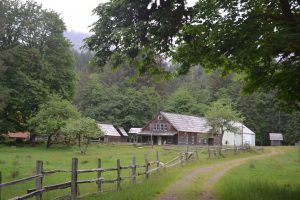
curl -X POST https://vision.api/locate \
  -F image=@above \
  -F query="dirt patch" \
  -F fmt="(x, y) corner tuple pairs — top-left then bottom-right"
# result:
(156, 149), (279, 200)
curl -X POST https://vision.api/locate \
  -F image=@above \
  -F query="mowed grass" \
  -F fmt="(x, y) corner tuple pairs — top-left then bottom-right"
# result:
(0, 144), (178, 199)
(215, 147), (300, 200)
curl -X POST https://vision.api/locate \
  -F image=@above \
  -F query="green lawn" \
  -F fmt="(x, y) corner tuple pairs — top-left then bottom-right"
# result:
(215, 147), (300, 200)
(0, 144), (178, 199)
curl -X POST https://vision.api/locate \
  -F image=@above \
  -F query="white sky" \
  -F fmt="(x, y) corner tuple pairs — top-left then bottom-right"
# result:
(34, 0), (108, 33)
(34, 0), (197, 33)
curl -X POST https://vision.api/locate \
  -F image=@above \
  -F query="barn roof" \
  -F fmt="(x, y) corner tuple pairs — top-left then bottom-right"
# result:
(160, 112), (210, 133)
(8, 132), (30, 139)
(269, 133), (283, 141)
(128, 128), (142, 134)
(97, 124), (120, 137)
(233, 122), (255, 135)
(118, 127), (128, 137)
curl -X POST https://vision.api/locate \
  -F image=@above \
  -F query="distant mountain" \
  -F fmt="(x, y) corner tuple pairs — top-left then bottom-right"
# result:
(64, 31), (91, 51)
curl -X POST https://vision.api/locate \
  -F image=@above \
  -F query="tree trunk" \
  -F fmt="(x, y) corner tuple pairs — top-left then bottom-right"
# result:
(30, 134), (36, 146)
(46, 135), (52, 148)
(220, 127), (224, 146)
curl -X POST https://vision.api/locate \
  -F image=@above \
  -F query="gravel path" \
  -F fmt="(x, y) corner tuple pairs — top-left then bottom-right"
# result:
(155, 149), (279, 200)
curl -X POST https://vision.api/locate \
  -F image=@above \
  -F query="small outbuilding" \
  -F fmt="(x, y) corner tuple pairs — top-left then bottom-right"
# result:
(117, 127), (128, 142)
(8, 132), (30, 142)
(269, 133), (283, 146)
(97, 123), (122, 143)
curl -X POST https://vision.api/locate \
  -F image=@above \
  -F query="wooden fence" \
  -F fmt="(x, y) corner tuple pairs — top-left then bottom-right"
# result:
(0, 150), (199, 200)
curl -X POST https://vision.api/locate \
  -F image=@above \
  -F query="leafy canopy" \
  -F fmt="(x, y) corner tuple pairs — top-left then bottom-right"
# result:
(0, 0), (76, 132)
(28, 95), (81, 144)
(87, 0), (300, 109)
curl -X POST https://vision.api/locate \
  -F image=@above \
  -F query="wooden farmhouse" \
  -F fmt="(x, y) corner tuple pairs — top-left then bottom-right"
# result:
(117, 127), (128, 142)
(97, 123), (122, 143)
(139, 112), (220, 145)
(269, 133), (283, 146)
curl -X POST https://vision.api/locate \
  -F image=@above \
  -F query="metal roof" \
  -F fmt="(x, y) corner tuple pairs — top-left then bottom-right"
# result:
(233, 122), (255, 135)
(97, 124), (121, 137)
(160, 112), (210, 133)
(8, 132), (30, 139)
(128, 128), (142, 134)
(118, 127), (128, 137)
(269, 133), (283, 141)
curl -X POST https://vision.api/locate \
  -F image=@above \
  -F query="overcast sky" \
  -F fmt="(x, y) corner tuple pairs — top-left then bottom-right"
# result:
(34, 0), (197, 33)
(34, 0), (108, 33)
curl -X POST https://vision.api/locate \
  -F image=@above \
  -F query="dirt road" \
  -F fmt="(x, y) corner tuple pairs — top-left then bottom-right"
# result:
(155, 148), (279, 200)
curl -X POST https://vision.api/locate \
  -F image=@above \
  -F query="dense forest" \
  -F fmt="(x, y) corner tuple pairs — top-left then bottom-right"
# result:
(73, 50), (300, 145)
(1, 0), (300, 146)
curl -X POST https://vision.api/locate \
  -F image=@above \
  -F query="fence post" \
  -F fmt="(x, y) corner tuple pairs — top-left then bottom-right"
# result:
(145, 154), (149, 179)
(156, 151), (159, 174)
(195, 150), (199, 160)
(117, 159), (121, 191)
(0, 171), (2, 200)
(35, 160), (43, 200)
(71, 158), (78, 200)
(208, 146), (211, 158)
(97, 159), (102, 193)
(234, 144), (237, 154)
(132, 156), (136, 184)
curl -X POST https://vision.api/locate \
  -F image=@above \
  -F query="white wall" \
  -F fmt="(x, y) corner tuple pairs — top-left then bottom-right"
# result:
(222, 132), (255, 146)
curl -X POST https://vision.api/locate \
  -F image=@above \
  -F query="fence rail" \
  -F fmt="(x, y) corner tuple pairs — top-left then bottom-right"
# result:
(0, 145), (256, 200)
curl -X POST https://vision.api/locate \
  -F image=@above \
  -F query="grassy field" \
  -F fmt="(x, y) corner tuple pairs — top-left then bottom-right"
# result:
(0, 144), (179, 199)
(86, 148), (264, 200)
(215, 147), (300, 200)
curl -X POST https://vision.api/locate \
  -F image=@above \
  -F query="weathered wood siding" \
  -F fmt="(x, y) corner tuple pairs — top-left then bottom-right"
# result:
(143, 114), (176, 132)
(104, 136), (122, 143)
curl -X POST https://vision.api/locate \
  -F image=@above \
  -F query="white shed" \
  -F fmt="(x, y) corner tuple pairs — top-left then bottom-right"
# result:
(222, 122), (255, 146)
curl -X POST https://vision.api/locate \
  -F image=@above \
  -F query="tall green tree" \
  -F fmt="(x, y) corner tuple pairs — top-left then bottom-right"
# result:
(28, 95), (81, 148)
(87, 0), (300, 109)
(205, 98), (244, 146)
(62, 117), (101, 154)
(0, 0), (76, 133)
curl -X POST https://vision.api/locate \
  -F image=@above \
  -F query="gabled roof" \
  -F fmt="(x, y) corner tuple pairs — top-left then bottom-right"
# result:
(8, 132), (30, 139)
(269, 133), (283, 141)
(128, 128), (142, 134)
(160, 112), (210, 133)
(97, 124), (120, 137)
(118, 127), (128, 137)
(233, 122), (255, 135)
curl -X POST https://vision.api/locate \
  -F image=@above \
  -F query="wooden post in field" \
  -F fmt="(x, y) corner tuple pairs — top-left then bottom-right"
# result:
(180, 153), (184, 166)
(132, 156), (136, 184)
(117, 159), (121, 191)
(145, 154), (149, 179)
(0, 171), (2, 200)
(156, 151), (159, 174)
(208, 146), (211, 158)
(97, 159), (102, 193)
(71, 158), (78, 200)
(195, 150), (199, 160)
(35, 160), (43, 200)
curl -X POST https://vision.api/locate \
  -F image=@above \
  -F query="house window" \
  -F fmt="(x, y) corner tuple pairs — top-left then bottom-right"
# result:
(158, 115), (163, 120)
(160, 123), (164, 131)
(164, 124), (168, 131)
(203, 139), (207, 144)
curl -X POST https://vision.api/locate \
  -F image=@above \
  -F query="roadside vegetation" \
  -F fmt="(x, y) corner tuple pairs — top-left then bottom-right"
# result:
(215, 147), (300, 200)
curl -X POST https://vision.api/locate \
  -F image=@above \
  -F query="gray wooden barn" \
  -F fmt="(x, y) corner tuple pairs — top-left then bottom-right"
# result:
(269, 133), (283, 146)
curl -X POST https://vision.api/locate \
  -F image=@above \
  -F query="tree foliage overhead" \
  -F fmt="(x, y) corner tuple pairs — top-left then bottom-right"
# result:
(0, 0), (76, 132)
(87, 0), (300, 109)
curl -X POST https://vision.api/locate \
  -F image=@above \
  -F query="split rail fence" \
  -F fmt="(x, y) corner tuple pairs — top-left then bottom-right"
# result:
(0, 150), (199, 200)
